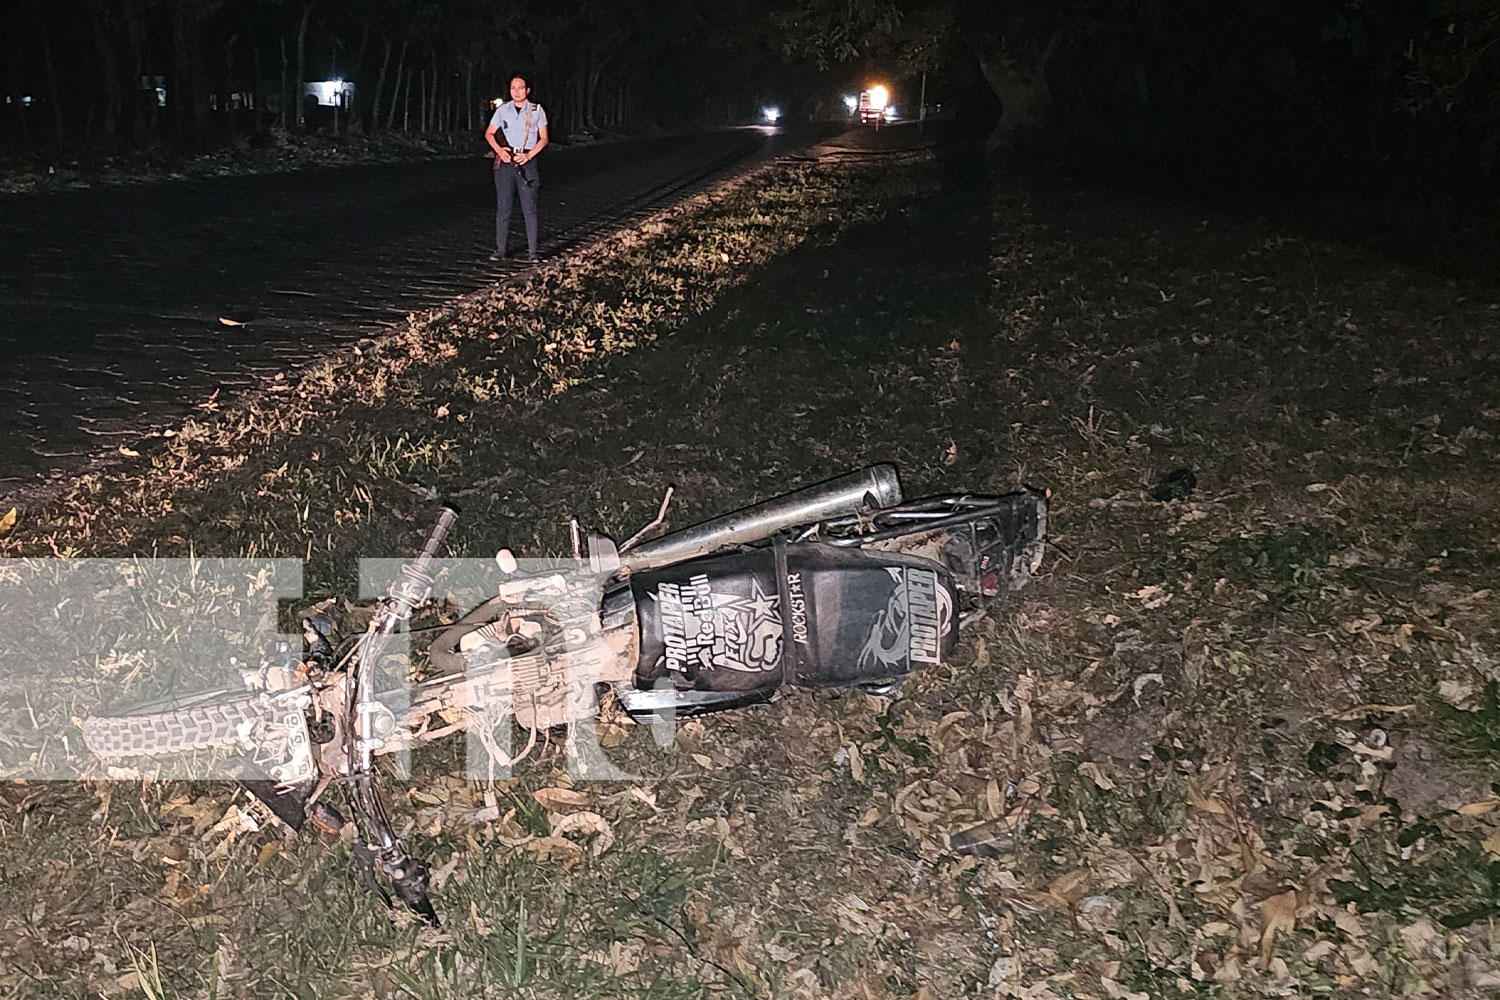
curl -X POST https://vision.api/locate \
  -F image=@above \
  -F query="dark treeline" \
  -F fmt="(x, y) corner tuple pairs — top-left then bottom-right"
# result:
(1044, 0), (1500, 194)
(4, 0), (1498, 201)
(787, 0), (1500, 196)
(0, 0), (787, 153)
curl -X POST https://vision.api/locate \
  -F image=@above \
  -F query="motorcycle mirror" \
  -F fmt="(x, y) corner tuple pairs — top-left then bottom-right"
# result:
(587, 533), (621, 575)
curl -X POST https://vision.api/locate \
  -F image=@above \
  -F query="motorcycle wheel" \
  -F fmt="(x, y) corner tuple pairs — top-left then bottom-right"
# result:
(81, 688), (272, 758)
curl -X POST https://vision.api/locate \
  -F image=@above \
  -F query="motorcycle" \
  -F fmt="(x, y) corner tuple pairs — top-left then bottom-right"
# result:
(81, 464), (1047, 925)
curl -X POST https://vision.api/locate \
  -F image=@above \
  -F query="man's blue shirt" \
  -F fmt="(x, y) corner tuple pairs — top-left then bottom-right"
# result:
(490, 100), (546, 150)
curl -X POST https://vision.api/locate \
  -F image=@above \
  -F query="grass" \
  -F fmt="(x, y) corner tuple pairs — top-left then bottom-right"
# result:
(2, 134), (1500, 998)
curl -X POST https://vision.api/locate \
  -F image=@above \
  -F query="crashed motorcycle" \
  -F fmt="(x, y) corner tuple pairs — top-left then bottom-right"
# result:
(81, 464), (1047, 925)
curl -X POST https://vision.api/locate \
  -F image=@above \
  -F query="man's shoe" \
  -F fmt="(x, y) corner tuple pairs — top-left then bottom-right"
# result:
(488, 251), (505, 262)
(527, 252), (540, 263)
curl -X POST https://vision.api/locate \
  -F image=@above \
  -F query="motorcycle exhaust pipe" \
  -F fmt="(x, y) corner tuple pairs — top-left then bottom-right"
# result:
(620, 464), (903, 571)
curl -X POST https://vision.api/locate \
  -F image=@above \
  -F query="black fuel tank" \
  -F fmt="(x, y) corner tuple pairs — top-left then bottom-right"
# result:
(630, 541), (957, 695)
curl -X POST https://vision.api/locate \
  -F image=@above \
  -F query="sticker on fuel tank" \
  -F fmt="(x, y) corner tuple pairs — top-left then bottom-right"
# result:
(904, 567), (942, 665)
(655, 574), (783, 675)
(857, 566), (952, 671)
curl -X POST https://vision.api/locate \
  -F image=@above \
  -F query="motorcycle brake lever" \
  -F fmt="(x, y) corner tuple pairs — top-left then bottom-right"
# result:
(351, 841), (394, 910)
(350, 840), (441, 927)
(384, 851), (441, 927)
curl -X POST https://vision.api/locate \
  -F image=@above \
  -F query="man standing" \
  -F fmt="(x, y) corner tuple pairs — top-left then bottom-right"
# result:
(485, 75), (549, 262)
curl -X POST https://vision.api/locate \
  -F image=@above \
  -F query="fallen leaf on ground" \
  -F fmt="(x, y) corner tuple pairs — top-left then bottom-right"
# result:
(0, 508), (14, 538)
(1079, 761), (1116, 791)
(532, 787), (588, 811)
(1259, 889), (1299, 963)
(1043, 868), (1092, 907)
(526, 835), (585, 865)
(1101, 978), (1149, 1000)
(550, 810), (615, 856)
(1439, 679), (1478, 708)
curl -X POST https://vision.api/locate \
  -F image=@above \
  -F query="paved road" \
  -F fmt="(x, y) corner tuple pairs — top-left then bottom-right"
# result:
(0, 126), (822, 504)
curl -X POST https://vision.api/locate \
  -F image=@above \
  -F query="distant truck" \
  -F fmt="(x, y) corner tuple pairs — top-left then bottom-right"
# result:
(857, 86), (891, 125)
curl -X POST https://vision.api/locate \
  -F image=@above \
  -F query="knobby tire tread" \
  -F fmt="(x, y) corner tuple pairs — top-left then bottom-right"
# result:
(82, 695), (269, 758)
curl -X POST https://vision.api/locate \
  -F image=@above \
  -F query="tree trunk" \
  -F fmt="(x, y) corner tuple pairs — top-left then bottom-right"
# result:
(402, 69), (411, 132)
(36, 5), (66, 144)
(223, 33), (238, 134)
(386, 37), (408, 129)
(295, 0), (316, 127)
(464, 60), (474, 131)
(369, 37), (392, 133)
(128, 0), (151, 143)
(6, 34), (27, 143)
(280, 35), (290, 129)
(353, 18), (370, 119)
(87, 0), (124, 143)
(586, 58), (606, 131)
(176, 0), (213, 147)
(977, 29), (1064, 148)
(428, 53), (439, 132)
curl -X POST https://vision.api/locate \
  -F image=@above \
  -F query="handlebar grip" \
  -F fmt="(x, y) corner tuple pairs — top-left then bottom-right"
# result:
(413, 505), (459, 570)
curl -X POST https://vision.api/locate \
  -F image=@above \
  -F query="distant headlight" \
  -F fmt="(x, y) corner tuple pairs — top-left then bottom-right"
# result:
(762, 106), (781, 123)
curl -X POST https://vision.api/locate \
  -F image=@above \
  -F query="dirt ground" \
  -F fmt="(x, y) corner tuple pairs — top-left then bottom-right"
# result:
(2, 138), (1499, 998)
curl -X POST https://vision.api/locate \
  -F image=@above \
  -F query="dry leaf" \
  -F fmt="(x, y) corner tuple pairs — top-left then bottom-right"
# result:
(1482, 829), (1500, 856)
(532, 787), (589, 811)
(1258, 889), (1298, 963)
(1399, 917), (1439, 958)
(118, 445), (141, 458)
(526, 835), (585, 865)
(1304, 939), (1335, 962)
(1100, 978), (1148, 1000)
(1330, 703), (1414, 720)
(1079, 762), (1116, 791)
(218, 316), (247, 327)
(1045, 868), (1092, 907)
(470, 900), (492, 936)
(848, 744), (865, 783)
(985, 778), (1004, 819)
(0, 508), (15, 538)
(1439, 679), (1478, 708)
(435, 403), (450, 419)
(1458, 799), (1500, 817)
(550, 810), (615, 856)
(1186, 785), (1231, 816)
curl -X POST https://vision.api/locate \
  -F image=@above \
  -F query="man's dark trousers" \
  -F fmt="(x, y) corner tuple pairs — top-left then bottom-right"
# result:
(494, 162), (539, 258)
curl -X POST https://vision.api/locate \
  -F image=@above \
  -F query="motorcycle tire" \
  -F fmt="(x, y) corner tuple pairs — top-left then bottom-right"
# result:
(81, 688), (272, 758)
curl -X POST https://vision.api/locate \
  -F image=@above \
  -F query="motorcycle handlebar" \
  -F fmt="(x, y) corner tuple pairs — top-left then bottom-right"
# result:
(413, 505), (459, 573)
